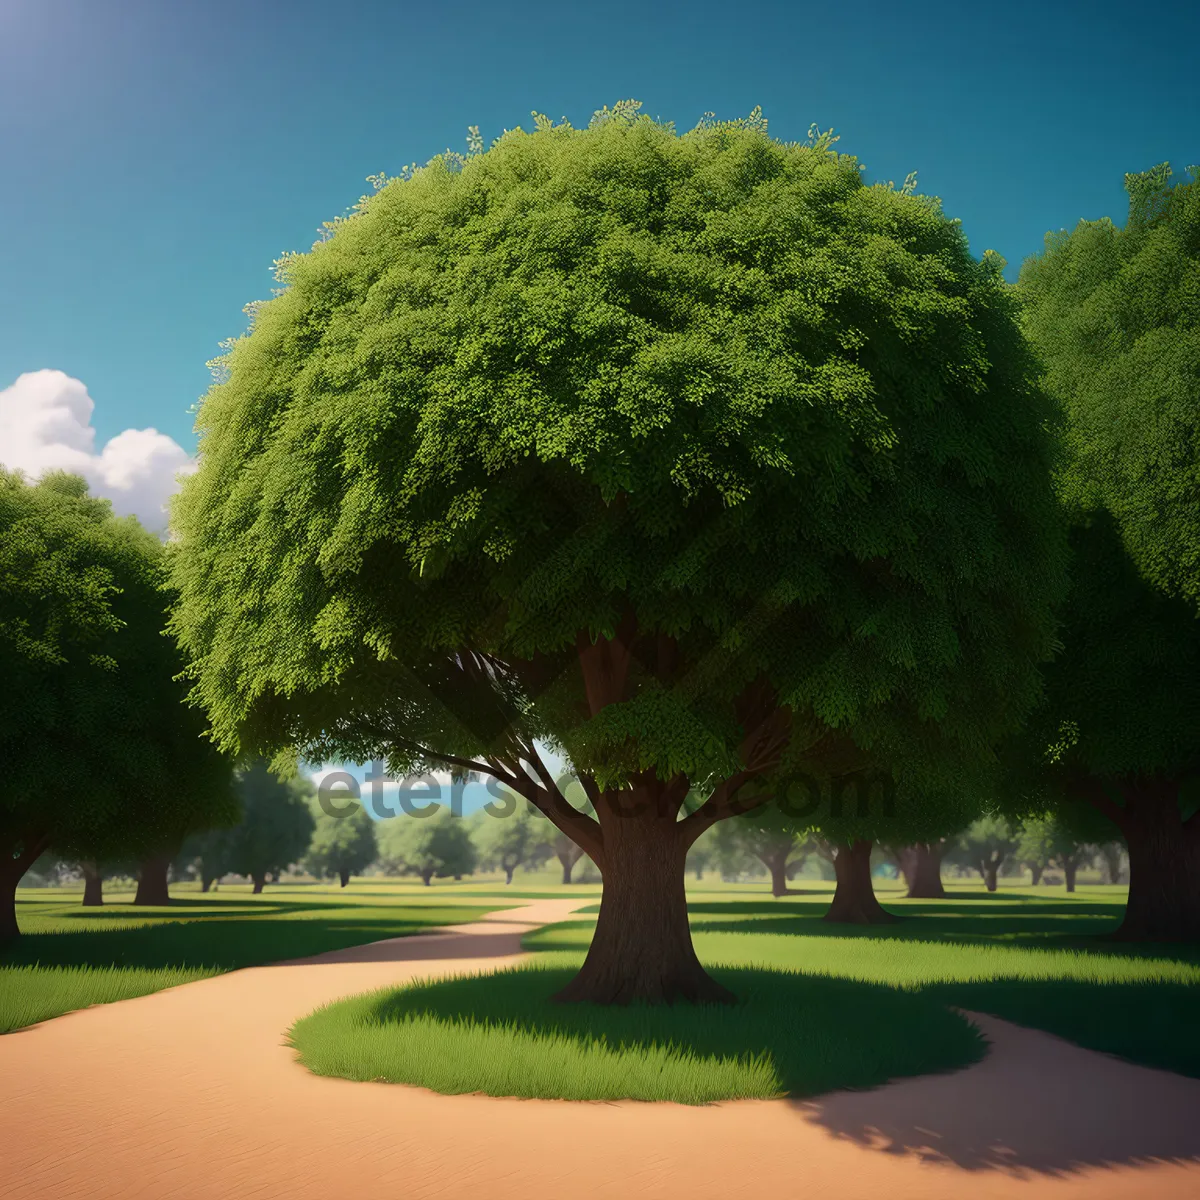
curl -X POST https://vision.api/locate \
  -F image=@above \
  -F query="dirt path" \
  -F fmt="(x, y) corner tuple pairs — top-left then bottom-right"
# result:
(2, 897), (1198, 1200)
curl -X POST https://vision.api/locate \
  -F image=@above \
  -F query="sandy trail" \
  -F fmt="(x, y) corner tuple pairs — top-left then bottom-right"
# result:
(2, 897), (1198, 1200)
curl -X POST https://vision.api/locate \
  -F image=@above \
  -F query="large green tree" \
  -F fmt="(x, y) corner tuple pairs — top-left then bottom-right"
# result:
(170, 101), (1067, 1003)
(0, 470), (236, 940)
(1018, 163), (1200, 939)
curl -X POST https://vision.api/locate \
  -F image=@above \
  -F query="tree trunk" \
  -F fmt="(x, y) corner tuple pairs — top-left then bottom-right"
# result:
(0, 835), (49, 944)
(421, 868), (434, 886)
(1100, 843), (1124, 885)
(693, 864), (703, 881)
(1113, 796), (1200, 941)
(823, 840), (898, 924)
(1064, 860), (1078, 893)
(251, 873), (266, 894)
(976, 854), (1000, 892)
(1029, 862), (1044, 886)
(134, 854), (172, 906)
(893, 847), (917, 892)
(558, 845), (582, 885)
(906, 843), (947, 899)
(554, 805), (733, 1006)
(201, 876), (213, 893)
(82, 861), (103, 906)
(764, 850), (789, 897)
(504, 865), (515, 885)
(338, 868), (350, 887)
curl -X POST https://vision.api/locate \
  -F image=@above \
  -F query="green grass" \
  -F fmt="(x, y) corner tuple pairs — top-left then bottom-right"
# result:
(528, 888), (1200, 1077)
(0, 963), (218, 1033)
(288, 880), (1200, 1103)
(287, 955), (986, 1104)
(1, 879), (517, 1033)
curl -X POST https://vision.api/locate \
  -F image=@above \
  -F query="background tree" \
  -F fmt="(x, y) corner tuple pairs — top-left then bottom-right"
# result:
(474, 799), (541, 884)
(0, 470), (236, 940)
(685, 825), (717, 881)
(551, 830), (587, 883)
(1097, 840), (1127, 885)
(1014, 817), (1053, 885)
(1015, 812), (1094, 892)
(950, 815), (1018, 892)
(220, 761), (315, 893)
(714, 804), (805, 897)
(303, 805), (378, 886)
(793, 768), (978, 921)
(1016, 167), (1200, 940)
(377, 810), (477, 885)
(179, 826), (235, 891)
(884, 838), (952, 898)
(170, 101), (1068, 1003)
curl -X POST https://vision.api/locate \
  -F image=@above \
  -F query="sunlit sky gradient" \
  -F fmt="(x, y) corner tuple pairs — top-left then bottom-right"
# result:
(2, 0), (1196, 457)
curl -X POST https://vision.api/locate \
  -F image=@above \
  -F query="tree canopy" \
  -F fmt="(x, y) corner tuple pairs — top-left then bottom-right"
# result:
(1017, 164), (1200, 939)
(1018, 162), (1200, 608)
(169, 100), (1068, 1002)
(0, 469), (236, 939)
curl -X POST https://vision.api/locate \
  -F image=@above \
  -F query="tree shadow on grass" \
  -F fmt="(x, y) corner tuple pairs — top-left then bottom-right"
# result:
(359, 964), (986, 1101)
(1, 907), (499, 971)
(350, 966), (1200, 1174)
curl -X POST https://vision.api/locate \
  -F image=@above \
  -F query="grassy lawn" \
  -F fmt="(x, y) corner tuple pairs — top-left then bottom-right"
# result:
(288, 878), (1200, 1104)
(288, 958), (985, 1103)
(1, 877), (525, 1033)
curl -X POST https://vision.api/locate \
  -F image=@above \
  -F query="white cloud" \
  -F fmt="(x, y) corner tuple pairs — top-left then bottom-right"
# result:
(0, 369), (195, 533)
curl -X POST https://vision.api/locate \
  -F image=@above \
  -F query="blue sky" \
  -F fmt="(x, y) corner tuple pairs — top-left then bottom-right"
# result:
(1, 0), (1195, 477)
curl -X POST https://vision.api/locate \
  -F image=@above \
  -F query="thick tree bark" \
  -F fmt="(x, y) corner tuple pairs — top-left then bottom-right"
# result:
(251, 873), (266, 894)
(1068, 774), (1200, 941)
(1029, 862), (1044, 886)
(1063, 859), (1078, 893)
(82, 861), (103, 906)
(338, 868), (350, 887)
(0, 835), (49, 944)
(823, 840), (899, 924)
(421, 867), (434, 886)
(201, 876), (213, 893)
(555, 801), (733, 1006)
(1114, 796), (1200, 941)
(134, 854), (172, 906)
(906, 842), (947, 898)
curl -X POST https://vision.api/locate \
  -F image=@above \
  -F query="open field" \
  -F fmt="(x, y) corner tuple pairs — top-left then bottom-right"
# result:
(2, 877), (526, 1032)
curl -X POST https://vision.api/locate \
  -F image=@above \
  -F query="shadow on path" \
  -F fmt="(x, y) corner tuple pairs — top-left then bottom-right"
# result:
(792, 1010), (1200, 1176)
